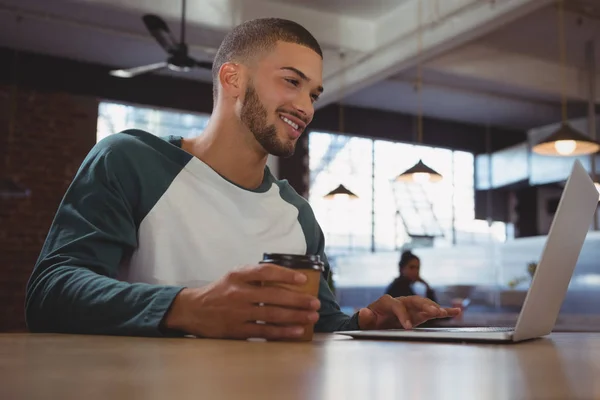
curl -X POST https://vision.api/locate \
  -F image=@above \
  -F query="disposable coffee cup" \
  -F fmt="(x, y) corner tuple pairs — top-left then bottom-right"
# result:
(260, 253), (324, 341)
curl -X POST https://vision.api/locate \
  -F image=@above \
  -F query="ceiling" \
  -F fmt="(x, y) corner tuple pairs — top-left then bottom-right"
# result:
(269, 0), (407, 19)
(0, 0), (597, 133)
(344, 2), (600, 131)
(343, 72), (586, 131)
(479, 4), (600, 69)
(0, 0), (368, 81)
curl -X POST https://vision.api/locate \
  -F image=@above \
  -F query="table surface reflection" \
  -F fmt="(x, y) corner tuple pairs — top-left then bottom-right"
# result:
(1, 332), (599, 400)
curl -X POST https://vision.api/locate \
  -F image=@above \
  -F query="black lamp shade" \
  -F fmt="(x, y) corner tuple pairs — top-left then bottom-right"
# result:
(395, 160), (443, 183)
(324, 184), (358, 199)
(532, 123), (600, 156)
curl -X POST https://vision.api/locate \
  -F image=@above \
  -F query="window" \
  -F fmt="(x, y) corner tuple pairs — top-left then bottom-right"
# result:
(308, 133), (374, 254)
(309, 132), (497, 251)
(372, 141), (457, 250)
(97, 101), (210, 143)
(308, 131), (507, 288)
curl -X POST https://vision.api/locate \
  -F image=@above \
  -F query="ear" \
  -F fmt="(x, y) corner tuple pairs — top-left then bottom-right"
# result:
(218, 62), (243, 99)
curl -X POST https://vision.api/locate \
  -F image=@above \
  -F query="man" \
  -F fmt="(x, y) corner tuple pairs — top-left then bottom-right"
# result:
(25, 18), (459, 340)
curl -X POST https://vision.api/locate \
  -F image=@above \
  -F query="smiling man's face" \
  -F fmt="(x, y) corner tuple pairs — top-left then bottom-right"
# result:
(240, 41), (323, 158)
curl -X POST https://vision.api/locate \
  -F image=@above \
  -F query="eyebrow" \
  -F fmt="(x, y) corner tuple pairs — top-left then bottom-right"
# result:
(280, 66), (324, 94)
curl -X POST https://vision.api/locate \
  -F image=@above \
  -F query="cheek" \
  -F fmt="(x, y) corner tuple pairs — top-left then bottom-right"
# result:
(261, 91), (286, 113)
(274, 82), (300, 104)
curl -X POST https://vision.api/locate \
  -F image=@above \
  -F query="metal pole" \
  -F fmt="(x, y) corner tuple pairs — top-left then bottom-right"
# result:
(371, 141), (376, 252)
(486, 124), (493, 227)
(451, 152), (456, 245)
(586, 40), (598, 230)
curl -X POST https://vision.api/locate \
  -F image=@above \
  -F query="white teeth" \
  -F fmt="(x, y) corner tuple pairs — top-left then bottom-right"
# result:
(280, 115), (299, 130)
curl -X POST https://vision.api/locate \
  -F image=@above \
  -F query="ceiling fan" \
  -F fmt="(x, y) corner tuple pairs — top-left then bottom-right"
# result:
(110, 0), (212, 78)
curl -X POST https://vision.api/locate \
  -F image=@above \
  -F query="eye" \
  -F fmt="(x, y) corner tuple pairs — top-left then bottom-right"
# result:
(285, 78), (300, 87)
(310, 94), (320, 103)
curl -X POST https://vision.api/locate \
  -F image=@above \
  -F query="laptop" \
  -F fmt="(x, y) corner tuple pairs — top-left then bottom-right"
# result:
(337, 160), (599, 343)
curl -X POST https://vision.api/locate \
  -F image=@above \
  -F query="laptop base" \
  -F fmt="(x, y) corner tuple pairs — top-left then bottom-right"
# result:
(336, 327), (519, 343)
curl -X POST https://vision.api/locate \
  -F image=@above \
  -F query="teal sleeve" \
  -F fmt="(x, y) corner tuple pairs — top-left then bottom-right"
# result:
(315, 276), (360, 332)
(25, 132), (187, 336)
(312, 225), (361, 333)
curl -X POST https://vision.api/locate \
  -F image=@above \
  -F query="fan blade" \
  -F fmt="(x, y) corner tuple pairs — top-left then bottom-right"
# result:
(109, 62), (168, 78)
(143, 14), (179, 54)
(193, 59), (213, 70)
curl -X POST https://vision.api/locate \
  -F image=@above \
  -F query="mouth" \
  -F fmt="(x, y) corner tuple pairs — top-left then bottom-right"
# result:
(279, 113), (307, 139)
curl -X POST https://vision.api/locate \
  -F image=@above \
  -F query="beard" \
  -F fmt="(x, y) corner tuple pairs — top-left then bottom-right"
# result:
(240, 83), (296, 158)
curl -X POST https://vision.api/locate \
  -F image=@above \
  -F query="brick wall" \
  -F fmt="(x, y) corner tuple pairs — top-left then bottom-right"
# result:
(0, 85), (98, 332)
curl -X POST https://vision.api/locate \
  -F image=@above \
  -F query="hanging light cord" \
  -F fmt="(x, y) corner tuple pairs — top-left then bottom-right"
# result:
(416, 0), (424, 144)
(557, 0), (568, 123)
(338, 52), (345, 134)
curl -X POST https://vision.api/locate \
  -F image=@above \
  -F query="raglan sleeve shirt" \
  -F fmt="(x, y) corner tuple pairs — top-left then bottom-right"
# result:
(25, 133), (187, 336)
(25, 131), (360, 336)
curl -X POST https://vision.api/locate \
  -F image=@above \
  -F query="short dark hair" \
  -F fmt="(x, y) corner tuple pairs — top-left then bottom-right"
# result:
(399, 250), (419, 269)
(212, 18), (323, 103)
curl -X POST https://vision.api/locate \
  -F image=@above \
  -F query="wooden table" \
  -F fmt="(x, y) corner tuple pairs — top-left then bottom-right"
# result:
(1, 332), (599, 400)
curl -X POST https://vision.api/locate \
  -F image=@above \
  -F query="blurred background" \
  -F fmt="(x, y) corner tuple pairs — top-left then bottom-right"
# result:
(1, 0), (599, 331)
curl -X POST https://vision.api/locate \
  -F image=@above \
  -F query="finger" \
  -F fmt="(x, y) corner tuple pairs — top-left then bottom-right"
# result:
(444, 307), (462, 317)
(405, 296), (446, 318)
(413, 311), (434, 326)
(387, 298), (413, 329)
(232, 264), (307, 285)
(249, 305), (319, 326)
(412, 308), (459, 327)
(357, 307), (377, 330)
(242, 322), (306, 340)
(250, 285), (320, 310)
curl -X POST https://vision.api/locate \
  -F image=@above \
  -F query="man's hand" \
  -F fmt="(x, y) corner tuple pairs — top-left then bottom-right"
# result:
(162, 264), (321, 340)
(358, 295), (461, 330)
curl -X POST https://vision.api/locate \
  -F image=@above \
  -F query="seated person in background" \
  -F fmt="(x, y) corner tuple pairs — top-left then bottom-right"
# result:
(386, 250), (437, 303)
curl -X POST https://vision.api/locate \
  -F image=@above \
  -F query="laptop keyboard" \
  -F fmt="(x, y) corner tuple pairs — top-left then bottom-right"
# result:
(413, 327), (514, 333)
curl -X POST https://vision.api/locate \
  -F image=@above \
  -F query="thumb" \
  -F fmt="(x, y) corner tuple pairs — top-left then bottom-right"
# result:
(358, 307), (377, 330)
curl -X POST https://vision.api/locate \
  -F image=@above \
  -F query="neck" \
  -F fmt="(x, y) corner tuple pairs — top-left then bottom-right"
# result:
(182, 107), (269, 190)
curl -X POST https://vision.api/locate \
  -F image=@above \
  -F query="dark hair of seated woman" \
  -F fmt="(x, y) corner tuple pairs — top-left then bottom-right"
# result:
(385, 250), (437, 303)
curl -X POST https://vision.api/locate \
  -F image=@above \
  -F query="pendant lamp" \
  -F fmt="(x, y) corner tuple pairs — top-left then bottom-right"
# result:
(532, 0), (600, 156)
(323, 53), (359, 200)
(324, 184), (358, 200)
(396, 0), (442, 183)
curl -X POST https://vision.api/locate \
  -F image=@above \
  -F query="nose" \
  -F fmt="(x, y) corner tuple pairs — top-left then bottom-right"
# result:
(293, 92), (314, 122)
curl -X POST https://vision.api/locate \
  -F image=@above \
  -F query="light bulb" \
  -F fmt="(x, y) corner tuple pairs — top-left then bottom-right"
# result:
(554, 140), (576, 155)
(332, 193), (351, 201)
(412, 172), (431, 183)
